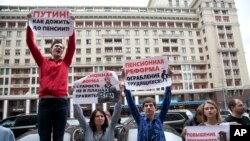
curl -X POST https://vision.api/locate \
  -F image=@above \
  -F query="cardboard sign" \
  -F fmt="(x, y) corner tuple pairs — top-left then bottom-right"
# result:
(122, 56), (171, 90)
(72, 71), (120, 104)
(185, 125), (230, 141)
(29, 8), (74, 36)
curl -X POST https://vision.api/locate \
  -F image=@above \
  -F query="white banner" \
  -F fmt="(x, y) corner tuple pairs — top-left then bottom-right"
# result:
(29, 8), (74, 36)
(185, 125), (230, 141)
(122, 56), (171, 90)
(72, 71), (120, 104)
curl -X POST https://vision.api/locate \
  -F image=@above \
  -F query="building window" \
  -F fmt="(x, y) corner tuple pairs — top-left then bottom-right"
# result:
(96, 57), (102, 62)
(190, 48), (195, 53)
(76, 30), (81, 36)
(15, 59), (20, 64)
(16, 40), (21, 47)
(134, 30), (139, 36)
(4, 59), (9, 64)
(96, 39), (101, 45)
(36, 40), (41, 46)
(135, 39), (140, 45)
(188, 31), (192, 36)
(25, 49), (30, 55)
(25, 59), (30, 64)
(144, 39), (149, 45)
(96, 48), (101, 54)
(106, 30), (110, 35)
(7, 31), (12, 37)
(189, 39), (194, 45)
(184, 1), (188, 7)
(126, 47), (131, 53)
(106, 57), (111, 62)
(180, 31), (184, 36)
(153, 30), (157, 36)
(153, 39), (158, 45)
(125, 39), (130, 45)
(126, 57), (131, 60)
(86, 30), (91, 36)
(154, 47), (159, 53)
(17, 31), (22, 37)
(182, 48), (186, 53)
(180, 39), (185, 45)
(86, 48), (91, 54)
(6, 40), (11, 47)
(86, 58), (91, 62)
(206, 2), (210, 7)
(15, 49), (20, 55)
(5, 49), (10, 55)
(125, 30), (130, 36)
(86, 39), (91, 45)
(76, 39), (81, 45)
(145, 48), (150, 53)
(76, 58), (81, 63)
(96, 30), (101, 36)
(135, 47), (140, 53)
(76, 48), (81, 54)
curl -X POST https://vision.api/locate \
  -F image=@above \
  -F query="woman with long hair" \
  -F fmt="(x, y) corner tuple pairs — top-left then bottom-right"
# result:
(200, 100), (222, 126)
(74, 88), (122, 141)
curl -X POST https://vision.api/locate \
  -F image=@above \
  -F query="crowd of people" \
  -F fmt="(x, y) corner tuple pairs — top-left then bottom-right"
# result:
(2, 12), (250, 141)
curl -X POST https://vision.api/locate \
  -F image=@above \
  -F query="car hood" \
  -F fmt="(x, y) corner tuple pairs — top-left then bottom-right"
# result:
(127, 129), (182, 141)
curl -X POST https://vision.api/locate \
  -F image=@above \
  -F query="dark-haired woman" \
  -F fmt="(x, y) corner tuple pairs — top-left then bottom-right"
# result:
(74, 88), (122, 141)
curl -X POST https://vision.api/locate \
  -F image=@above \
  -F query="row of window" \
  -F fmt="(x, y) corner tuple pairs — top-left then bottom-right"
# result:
(205, 1), (233, 9)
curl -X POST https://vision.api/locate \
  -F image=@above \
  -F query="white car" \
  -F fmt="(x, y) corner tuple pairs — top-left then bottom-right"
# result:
(127, 129), (182, 141)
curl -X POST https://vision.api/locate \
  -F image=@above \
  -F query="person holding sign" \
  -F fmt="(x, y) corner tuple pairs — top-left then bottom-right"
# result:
(73, 86), (122, 141)
(121, 67), (173, 141)
(26, 13), (75, 141)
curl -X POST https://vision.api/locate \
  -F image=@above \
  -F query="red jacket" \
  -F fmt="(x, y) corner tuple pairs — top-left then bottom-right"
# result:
(26, 26), (75, 97)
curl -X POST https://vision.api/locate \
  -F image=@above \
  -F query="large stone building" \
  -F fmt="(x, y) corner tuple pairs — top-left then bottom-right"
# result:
(0, 0), (250, 119)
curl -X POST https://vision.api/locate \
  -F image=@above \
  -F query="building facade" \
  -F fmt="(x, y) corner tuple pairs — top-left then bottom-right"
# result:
(1, 0), (250, 119)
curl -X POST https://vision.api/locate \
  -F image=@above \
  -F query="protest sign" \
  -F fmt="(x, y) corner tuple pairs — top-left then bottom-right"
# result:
(185, 125), (230, 141)
(122, 56), (171, 90)
(72, 71), (120, 104)
(29, 8), (74, 36)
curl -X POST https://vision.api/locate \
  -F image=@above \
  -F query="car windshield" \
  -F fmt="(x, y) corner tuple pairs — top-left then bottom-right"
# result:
(0, 117), (16, 127)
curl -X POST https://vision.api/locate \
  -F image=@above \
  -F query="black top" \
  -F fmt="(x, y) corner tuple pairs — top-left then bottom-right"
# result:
(224, 115), (250, 125)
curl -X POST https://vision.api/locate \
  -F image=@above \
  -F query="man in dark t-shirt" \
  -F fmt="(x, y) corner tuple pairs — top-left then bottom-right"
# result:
(224, 99), (250, 125)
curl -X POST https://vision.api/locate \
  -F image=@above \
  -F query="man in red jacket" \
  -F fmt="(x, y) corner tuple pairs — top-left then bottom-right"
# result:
(26, 15), (75, 141)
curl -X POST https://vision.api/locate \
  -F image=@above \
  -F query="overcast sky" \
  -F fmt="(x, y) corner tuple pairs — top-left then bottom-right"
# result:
(1, 0), (250, 79)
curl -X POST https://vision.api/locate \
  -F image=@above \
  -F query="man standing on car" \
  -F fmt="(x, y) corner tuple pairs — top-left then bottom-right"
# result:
(26, 14), (76, 141)
(121, 68), (172, 141)
(224, 99), (250, 125)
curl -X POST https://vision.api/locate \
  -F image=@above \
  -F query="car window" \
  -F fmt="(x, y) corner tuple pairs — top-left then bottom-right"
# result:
(0, 117), (16, 127)
(15, 116), (37, 126)
(220, 110), (230, 115)
(165, 113), (184, 121)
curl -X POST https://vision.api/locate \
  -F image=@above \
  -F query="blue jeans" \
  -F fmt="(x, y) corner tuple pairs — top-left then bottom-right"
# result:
(38, 98), (68, 141)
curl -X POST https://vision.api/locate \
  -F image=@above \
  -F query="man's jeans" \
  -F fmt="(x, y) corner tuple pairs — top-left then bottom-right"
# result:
(38, 98), (68, 141)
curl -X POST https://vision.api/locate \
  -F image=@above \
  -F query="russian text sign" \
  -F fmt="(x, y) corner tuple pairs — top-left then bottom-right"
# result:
(122, 56), (171, 90)
(72, 71), (120, 104)
(29, 8), (73, 36)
